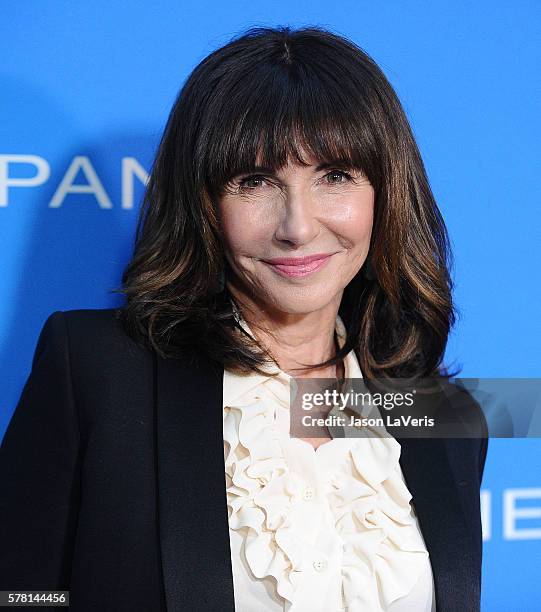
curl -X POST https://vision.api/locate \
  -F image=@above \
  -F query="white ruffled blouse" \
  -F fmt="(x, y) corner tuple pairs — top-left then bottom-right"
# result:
(223, 314), (436, 611)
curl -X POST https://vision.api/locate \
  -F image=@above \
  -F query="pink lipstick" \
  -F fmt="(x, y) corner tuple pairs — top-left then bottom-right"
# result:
(262, 253), (334, 277)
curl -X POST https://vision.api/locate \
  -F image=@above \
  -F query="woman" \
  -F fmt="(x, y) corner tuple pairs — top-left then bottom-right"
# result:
(0, 25), (487, 612)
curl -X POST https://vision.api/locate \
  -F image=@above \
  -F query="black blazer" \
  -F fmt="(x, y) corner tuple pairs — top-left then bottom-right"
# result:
(0, 309), (488, 612)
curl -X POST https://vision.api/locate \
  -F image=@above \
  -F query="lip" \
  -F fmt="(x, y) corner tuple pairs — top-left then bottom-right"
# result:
(263, 253), (335, 265)
(262, 252), (335, 278)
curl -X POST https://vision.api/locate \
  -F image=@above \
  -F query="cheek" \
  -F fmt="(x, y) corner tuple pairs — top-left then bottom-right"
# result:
(329, 193), (374, 247)
(219, 203), (273, 256)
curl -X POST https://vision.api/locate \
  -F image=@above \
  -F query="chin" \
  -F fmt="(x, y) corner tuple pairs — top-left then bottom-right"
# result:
(259, 284), (341, 315)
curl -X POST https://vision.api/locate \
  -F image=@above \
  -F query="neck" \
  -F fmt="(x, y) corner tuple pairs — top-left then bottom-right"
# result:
(229, 286), (344, 378)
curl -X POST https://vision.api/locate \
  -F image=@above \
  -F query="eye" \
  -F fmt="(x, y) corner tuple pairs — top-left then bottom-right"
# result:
(324, 169), (354, 185)
(237, 174), (269, 191)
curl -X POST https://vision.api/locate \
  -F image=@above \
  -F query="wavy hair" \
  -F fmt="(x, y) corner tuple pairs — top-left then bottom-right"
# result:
(113, 24), (458, 380)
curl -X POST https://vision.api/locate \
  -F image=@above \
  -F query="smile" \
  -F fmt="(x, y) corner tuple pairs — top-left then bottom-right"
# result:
(261, 253), (334, 278)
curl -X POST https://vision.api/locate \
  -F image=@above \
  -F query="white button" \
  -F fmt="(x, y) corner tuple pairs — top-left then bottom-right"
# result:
(302, 486), (315, 501)
(313, 559), (327, 572)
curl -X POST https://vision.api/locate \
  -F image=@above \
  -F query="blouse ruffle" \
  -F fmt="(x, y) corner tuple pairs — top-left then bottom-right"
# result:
(223, 371), (430, 611)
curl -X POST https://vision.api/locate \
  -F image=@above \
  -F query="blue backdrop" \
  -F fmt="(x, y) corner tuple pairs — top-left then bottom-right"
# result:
(1, 2), (540, 609)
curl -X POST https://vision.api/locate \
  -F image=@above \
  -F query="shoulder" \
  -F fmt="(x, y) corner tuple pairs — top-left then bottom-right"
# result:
(52, 307), (128, 340)
(41, 307), (145, 355)
(33, 308), (156, 433)
(37, 307), (153, 384)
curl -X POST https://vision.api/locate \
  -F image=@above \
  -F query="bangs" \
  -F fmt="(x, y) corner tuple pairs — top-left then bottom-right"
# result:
(200, 57), (384, 201)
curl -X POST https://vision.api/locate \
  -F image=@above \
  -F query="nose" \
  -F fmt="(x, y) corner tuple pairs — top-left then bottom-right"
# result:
(274, 190), (319, 246)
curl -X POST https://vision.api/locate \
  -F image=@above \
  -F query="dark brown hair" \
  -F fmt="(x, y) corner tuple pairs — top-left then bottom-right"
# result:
(113, 24), (458, 380)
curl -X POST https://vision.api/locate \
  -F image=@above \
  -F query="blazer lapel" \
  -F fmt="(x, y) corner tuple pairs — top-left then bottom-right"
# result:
(154, 352), (235, 612)
(396, 436), (481, 611)
(154, 350), (480, 612)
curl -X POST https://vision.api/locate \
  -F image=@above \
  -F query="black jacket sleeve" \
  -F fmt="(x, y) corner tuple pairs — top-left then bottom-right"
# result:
(0, 311), (82, 592)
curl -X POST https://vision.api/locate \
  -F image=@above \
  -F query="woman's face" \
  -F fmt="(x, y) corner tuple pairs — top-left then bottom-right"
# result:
(218, 151), (375, 316)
